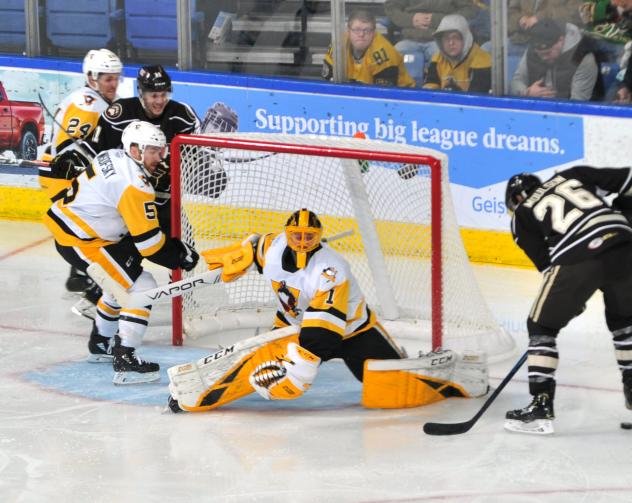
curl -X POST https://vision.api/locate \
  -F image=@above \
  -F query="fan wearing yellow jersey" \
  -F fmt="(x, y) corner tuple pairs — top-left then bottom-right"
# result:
(43, 121), (199, 385)
(323, 10), (415, 87)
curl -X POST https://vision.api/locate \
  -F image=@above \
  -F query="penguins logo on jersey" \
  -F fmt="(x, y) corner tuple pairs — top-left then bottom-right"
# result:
(321, 267), (337, 283)
(83, 94), (96, 105)
(105, 103), (123, 119)
(272, 280), (301, 318)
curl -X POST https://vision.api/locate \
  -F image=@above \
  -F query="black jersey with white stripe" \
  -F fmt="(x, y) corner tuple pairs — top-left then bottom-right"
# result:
(511, 166), (632, 271)
(87, 97), (200, 156)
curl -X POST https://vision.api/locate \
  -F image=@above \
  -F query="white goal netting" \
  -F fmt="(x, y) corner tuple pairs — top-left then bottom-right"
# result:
(171, 133), (514, 360)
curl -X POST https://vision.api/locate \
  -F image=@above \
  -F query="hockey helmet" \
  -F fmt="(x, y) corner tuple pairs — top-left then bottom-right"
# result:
(83, 49), (122, 81)
(122, 121), (167, 166)
(505, 173), (541, 211)
(137, 65), (172, 94)
(201, 102), (239, 133)
(285, 209), (323, 269)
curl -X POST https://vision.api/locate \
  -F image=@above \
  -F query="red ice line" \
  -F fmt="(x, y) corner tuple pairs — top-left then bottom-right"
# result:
(0, 235), (52, 261)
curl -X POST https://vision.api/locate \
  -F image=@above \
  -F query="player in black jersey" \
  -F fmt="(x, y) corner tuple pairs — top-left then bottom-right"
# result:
(87, 65), (200, 236)
(503, 166), (632, 434)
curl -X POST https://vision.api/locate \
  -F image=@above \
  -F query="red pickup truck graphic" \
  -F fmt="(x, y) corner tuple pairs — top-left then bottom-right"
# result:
(0, 81), (45, 160)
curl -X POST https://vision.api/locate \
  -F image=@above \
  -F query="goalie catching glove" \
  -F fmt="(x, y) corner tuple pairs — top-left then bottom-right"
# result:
(249, 342), (321, 400)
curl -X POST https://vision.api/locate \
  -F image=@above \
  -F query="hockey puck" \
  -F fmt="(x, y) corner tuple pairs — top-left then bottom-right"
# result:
(621, 422), (632, 430)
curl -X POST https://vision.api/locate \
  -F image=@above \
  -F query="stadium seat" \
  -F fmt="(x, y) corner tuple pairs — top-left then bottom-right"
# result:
(46, 0), (122, 51)
(0, 0), (26, 50)
(124, 0), (204, 62)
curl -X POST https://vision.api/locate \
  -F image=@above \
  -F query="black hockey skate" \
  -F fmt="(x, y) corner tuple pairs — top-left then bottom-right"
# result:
(623, 373), (632, 410)
(69, 268), (103, 320)
(65, 266), (93, 293)
(112, 344), (160, 385)
(87, 323), (114, 363)
(504, 393), (555, 435)
(166, 395), (184, 414)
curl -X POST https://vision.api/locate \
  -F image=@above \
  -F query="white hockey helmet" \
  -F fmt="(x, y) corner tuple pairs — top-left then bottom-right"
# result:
(82, 49), (123, 82)
(121, 121), (167, 165)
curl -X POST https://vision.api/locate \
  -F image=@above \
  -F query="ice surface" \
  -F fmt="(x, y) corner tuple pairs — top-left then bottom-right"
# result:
(1, 220), (632, 503)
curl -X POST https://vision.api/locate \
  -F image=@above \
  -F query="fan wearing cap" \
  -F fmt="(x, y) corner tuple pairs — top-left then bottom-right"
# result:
(510, 17), (600, 100)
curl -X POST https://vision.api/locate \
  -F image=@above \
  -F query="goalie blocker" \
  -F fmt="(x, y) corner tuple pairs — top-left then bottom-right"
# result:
(167, 327), (488, 412)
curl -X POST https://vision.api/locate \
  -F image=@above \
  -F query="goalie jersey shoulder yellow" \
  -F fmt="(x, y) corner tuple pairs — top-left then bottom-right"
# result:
(261, 233), (376, 337)
(51, 86), (114, 155)
(43, 149), (164, 256)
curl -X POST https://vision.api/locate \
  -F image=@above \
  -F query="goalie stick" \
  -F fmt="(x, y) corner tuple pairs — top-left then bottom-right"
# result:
(423, 351), (528, 436)
(87, 229), (355, 307)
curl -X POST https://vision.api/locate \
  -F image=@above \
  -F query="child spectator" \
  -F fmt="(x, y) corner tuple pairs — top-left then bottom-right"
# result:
(423, 14), (492, 93)
(385, 0), (479, 82)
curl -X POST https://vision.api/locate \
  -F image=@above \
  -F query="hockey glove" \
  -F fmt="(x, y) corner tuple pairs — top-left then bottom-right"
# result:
(178, 240), (199, 272)
(50, 150), (92, 180)
(150, 160), (171, 199)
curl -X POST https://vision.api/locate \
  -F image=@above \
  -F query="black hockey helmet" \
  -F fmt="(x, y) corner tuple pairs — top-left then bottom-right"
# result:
(505, 173), (541, 211)
(137, 65), (172, 93)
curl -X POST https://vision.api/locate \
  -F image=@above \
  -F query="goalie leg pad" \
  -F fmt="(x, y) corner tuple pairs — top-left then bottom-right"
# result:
(167, 327), (299, 412)
(362, 349), (488, 409)
(200, 236), (256, 282)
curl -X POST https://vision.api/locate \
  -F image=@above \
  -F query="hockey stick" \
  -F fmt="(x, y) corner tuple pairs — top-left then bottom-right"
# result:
(422, 351), (528, 436)
(87, 263), (223, 308)
(322, 229), (354, 243)
(87, 230), (354, 308)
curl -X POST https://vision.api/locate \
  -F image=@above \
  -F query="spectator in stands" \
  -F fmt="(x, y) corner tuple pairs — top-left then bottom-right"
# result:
(422, 14), (492, 93)
(510, 18), (601, 100)
(580, 0), (632, 62)
(323, 10), (416, 87)
(509, 1), (583, 44)
(507, 1), (583, 79)
(384, 0), (479, 83)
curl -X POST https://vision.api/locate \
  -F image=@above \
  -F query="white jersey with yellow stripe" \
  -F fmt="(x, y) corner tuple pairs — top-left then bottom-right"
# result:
(262, 233), (373, 338)
(51, 86), (114, 156)
(44, 149), (165, 256)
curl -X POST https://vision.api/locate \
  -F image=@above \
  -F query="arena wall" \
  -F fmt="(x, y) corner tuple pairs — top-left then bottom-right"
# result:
(2, 56), (632, 267)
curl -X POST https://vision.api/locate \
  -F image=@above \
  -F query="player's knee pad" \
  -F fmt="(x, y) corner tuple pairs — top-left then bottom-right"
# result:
(362, 349), (488, 409)
(249, 342), (321, 400)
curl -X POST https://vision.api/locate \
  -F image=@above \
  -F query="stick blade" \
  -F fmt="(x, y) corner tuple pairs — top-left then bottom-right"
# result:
(423, 420), (473, 436)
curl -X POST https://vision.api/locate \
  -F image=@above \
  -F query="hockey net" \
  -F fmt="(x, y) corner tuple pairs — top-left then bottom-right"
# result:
(170, 133), (514, 360)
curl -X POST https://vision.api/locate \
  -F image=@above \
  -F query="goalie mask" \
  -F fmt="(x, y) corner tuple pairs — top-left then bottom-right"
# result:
(121, 121), (167, 172)
(505, 173), (541, 212)
(285, 209), (323, 269)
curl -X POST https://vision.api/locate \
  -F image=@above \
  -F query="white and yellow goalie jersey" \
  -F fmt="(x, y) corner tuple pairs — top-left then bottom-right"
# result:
(257, 233), (377, 340)
(50, 86), (114, 156)
(43, 149), (165, 257)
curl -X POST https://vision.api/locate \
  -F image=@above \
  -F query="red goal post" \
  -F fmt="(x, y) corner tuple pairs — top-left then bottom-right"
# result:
(169, 133), (514, 360)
